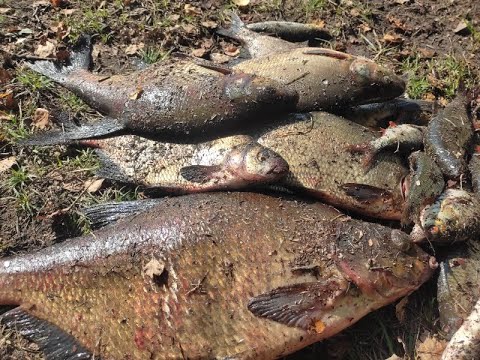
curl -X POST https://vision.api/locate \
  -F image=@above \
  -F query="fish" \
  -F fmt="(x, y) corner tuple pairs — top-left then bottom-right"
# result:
(469, 145), (480, 195)
(255, 112), (409, 220)
(21, 36), (299, 146)
(232, 47), (406, 112)
(347, 122), (425, 168)
(217, 12), (300, 59)
(424, 91), (473, 180)
(0, 192), (436, 360)
(246, 20), (332, 43)
(402, 151), (445, 225)
(337, 98), (436, 128)
(413, 189), (480, 244)
(80, 134), (289, 192)
(437, 241), (480, 339)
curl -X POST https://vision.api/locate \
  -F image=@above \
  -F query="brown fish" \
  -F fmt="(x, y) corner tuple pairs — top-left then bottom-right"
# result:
(22, 36), (298, 145)
(232, 47), (406, 111)
(469, 145), (480, 195)
(256, 112), (409, 220)
(82, 134), (289, 192)
(0, 192), (436, 359)
(217, 12), (300, 59)
(246, 20), (332, 43)
(424, 91), (473, 180)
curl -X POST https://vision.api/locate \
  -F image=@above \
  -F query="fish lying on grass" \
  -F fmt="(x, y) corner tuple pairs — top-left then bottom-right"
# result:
(469, 145), (480, 194)
(424, 90), (473, 180)
(217, 12), (300, 58)
(246, 20), (332, 42)
(0, 192), (436, 360)
(347, 122), (425, 168)
(412, 189), (480, 244)
(402, 151), (445, 225)
(255, 112), (409, 220)
(22, 36), (298, 145)
(437, 241), (480, 339)
(232, 47), (406, 112)
(81, 134), (289, 192)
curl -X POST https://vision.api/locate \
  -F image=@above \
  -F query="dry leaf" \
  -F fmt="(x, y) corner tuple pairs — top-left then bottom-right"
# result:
(201, 20), (218, 29)
(395, 0), (411, 4)
(182, 23), (197, 34)
(233, 0), (250, 6)
(383, 33), (404, 44)
(418, 47), (436, 59)
(32, 108), (50, 129)
(61, 8), (76, 15)
(184, 4), (201, 15)
(395, 296), (408, 323)
(143, 258), (166, 279)
(50, 0), (67, 7)
(359, 23), (372, 32)
(191, 48), (207, 57)
(416, 336), (447, 360)
(34, 40), (56, 58)
(311, 19), (325, 28)
(210, 53), (230, 64)
(0, 156), (16, 173)
(0, 8), (13, 14)
(129, 87), (144, 100)
(125, 42), (144, 55)
(453, 20), (470, 35)
(224, 45), (240, 57)
(84, 178), (104, 193)
(0, 92), (16, 111)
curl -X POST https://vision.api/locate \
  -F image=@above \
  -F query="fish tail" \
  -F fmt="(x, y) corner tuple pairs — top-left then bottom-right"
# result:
(94, 150), (131, 183)
(19, 117), (125, 146)
(217, 12), (247, 41)
(25, 35), (92, 84)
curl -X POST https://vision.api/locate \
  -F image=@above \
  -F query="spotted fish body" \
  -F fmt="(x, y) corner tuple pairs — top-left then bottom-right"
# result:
(256, 112), (408, 220)
(23, 36), (298, 145)
(232, 47), (406, 112)
(82, 135), (289, 192)
(246, 21), (331, 43)
(0, 192), (435, 360)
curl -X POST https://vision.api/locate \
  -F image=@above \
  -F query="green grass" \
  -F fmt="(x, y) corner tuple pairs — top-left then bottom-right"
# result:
(433, 55), (471, 97)
(58, 92), (89, 113)
(0, 114), (30, 142)
(305, 0), (327, 17)
(6, 166), (37, 214)
(16, 69), (53, 92)
(401, 55), (432, 99)
(140, 47), (171, 64)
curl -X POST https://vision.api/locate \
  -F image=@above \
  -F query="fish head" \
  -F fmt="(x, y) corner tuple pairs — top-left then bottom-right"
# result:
(334, 223), (437, 300)
(226, 143), (289, 183)
(349, 58), (406, 103)
(224, 73), (299, 107)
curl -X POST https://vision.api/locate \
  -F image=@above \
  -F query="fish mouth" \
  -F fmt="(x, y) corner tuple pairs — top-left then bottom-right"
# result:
(400, 175), (410, 201)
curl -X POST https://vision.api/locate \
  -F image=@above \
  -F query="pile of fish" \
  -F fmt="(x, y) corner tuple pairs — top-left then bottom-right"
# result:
(2, 13), (480, 360)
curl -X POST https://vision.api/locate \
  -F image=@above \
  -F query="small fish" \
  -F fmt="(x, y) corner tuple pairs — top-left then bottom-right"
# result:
(338, 98), (436, 128)
(232, 47), (406, 112)
(437, 241), (480, 339)
(469, 145), (480, 195)
(246, 20), (332, 42)
(347, 122), (425, 168)
(81, 134), (289, 192)
(0, 192), (436, 359)
(217, 12), (300, 59)
(414, 189), (480, 244)
(22, 36), (298, 145)
(256, 112), (409, 220)
(402, 151), (445, 225)
(424, 91), (473, 179)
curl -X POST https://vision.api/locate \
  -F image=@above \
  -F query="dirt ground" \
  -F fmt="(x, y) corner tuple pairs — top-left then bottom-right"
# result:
(1, 0), (480, 359)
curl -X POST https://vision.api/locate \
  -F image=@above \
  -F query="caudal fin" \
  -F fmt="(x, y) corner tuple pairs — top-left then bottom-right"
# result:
(19, 117), (125, 146)
(216, 12), (247, 41)
(25, 35), (92, 84)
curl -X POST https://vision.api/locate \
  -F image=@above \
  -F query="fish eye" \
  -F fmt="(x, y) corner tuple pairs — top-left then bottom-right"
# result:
(256, 149), (270, 162)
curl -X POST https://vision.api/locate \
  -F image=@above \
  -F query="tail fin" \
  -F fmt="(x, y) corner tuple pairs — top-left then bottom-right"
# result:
(19, 117), (125, 146)
(217, 12), (247, 41)
(83, 199), (163, 229)
(25, 35), (92, 84)
(94, 151), (132, 184)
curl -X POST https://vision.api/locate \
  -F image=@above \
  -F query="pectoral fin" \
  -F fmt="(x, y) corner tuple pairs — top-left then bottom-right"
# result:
(180, 165), (223, 183)
(248, 280), (347, 330)
(341, 183), (393, 203)
(302, 48), (351, 60)
(0, 307), (92, 360)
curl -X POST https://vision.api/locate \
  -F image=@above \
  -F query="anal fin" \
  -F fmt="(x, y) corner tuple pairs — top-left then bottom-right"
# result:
(180, 165), (223, 183)
(341, 183), (393, 204)
(0, 307), (92, 360)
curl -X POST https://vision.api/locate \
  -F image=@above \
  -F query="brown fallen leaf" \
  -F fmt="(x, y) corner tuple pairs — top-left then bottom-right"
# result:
(129, 87), (144, 100)
(418, 47), (436, 59)
(34, 40), (56, 58)
(182, 23), (197, 35)
(359, 23), (372, 33)
(311, 19), (325, 28)
(201, 20), (218, 29)
(125, 42), (144, 55)
(0, 8), (13, 14)
(0, 156), (16, 174)
(233, 0), (250, 6)
(415, 336), (447, 360)
(143, 258), (166, 279)
(0, 92), (16, 111)
(224, 45), (240, 57)
(184, 4), (201, 16)
(32, 108), (51, 129)
(210, 53), (230, 64)
(383, 33), (404, 44)
(84, 178), (104, 193)
(453, 20), (470, 35)
(50, 0), (67, 7)
(191, 48), (207, 57)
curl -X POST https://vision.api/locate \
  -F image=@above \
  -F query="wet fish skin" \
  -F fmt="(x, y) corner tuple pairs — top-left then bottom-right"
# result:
(437, 241), (480, 339)
(24, 36), (299, 144)
(83, 134), (289, 192)
(347, 123), (425, 168)
(402, 151), (445, 225)
(417, 189), (480, 244)
(217, 12), (299, 59)
(0, 192), (436, 360)
(232, 48), (406, 112)
(469, 145), (480, 195)
(424, 92), (473, 179)
(256, 112), (408, 220)
(246, 21), (332, 42)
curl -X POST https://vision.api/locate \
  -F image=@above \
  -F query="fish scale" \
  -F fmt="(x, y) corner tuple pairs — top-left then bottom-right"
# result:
(0, 192), (435, 359)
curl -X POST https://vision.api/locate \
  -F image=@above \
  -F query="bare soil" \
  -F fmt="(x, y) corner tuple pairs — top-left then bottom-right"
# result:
(1, 0), (480, 359)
